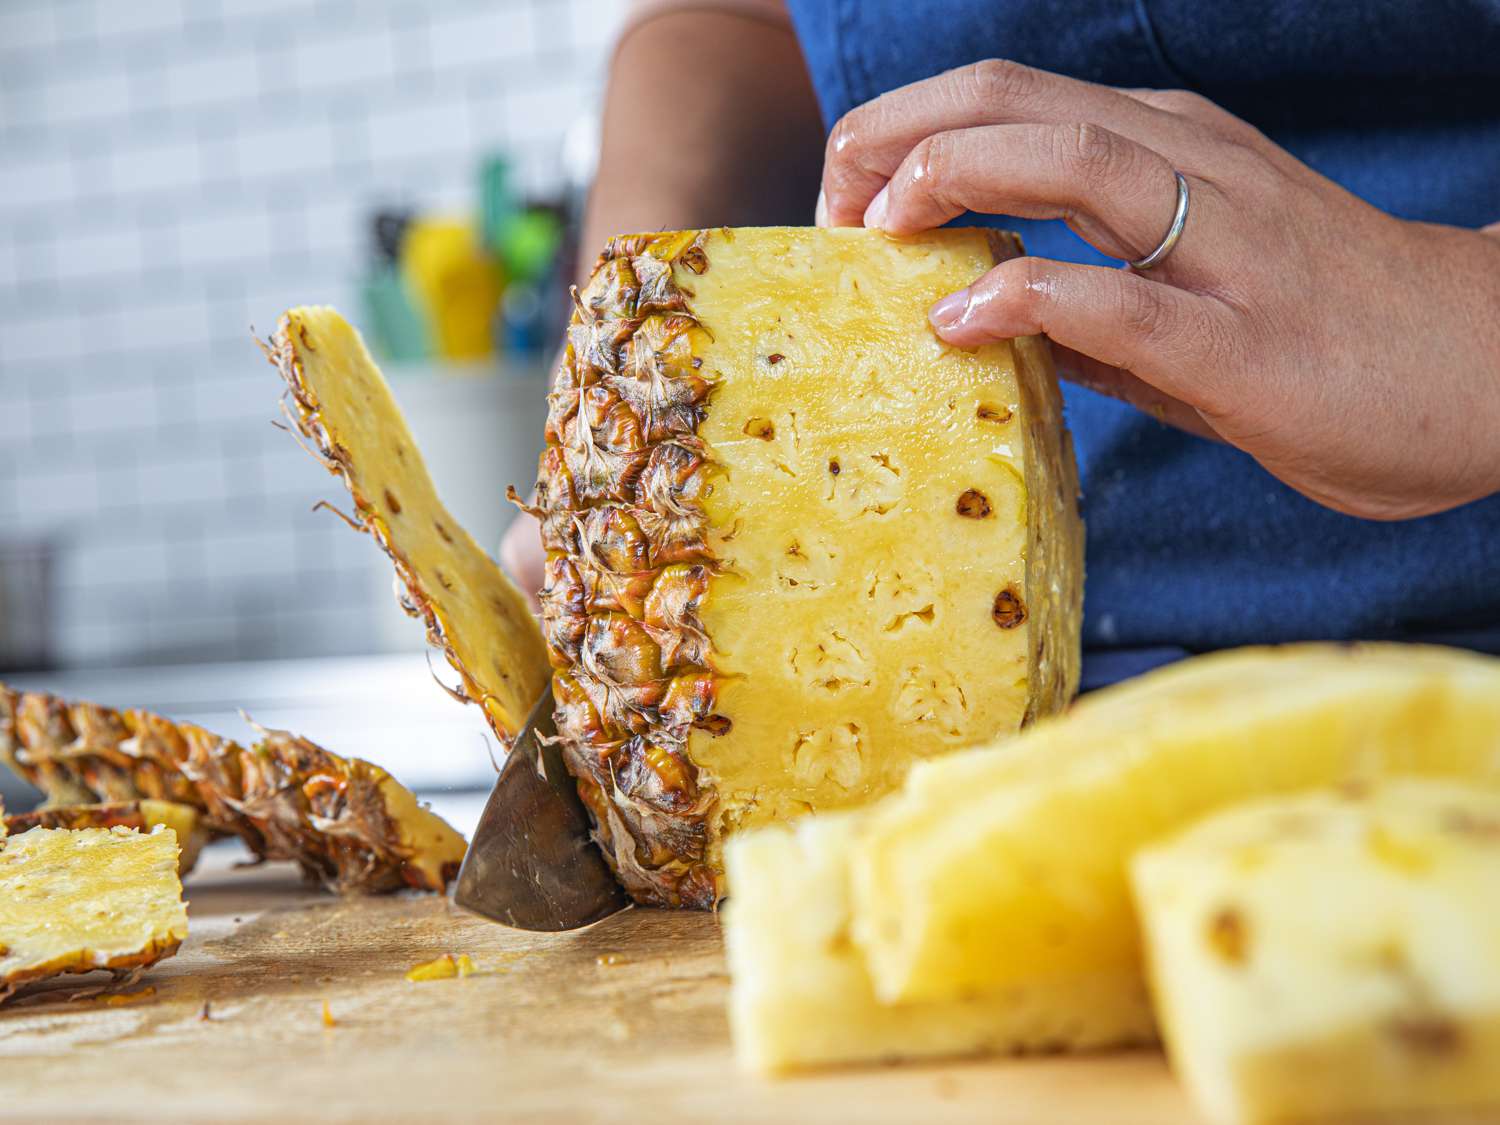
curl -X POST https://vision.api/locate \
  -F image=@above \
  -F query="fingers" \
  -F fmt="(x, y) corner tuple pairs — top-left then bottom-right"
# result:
(930, 257), (1239, 417)
(821, 59), (1209, 226)
(865, 123), (1181, 264)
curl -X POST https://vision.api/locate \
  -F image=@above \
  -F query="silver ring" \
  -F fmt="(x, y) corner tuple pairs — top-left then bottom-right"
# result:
(1128, 170), (1190, 270)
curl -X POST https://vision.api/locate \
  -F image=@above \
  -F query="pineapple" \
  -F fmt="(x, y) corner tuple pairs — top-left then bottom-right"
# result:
(269, 230), (1082, 908)
(850, 643), (1500, 1006)
(1133, 779), (1500, 1125)
(724, 812), (1152, 1073)
(522, 227), (1082, 905)
(722, 644), (1500, 1067)
(0, 684), (466, 894)
(4, 800), (208, 874)
(268, 308), (551, 742)
(0, 825), (187, 1003)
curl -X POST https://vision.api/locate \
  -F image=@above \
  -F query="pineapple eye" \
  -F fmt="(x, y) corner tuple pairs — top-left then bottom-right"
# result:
(956, 489), (992, 519)
(992, 587), (1027, 629)
(828, 459), (841, 476)
(743, 418), (776, 441)
(977, 402), (1014, 424)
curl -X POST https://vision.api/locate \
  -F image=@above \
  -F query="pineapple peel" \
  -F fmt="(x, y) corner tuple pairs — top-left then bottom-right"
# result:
(0, 684), (467, 895)
(0, 826), (187, 1003)
(269, 307), (550, 743)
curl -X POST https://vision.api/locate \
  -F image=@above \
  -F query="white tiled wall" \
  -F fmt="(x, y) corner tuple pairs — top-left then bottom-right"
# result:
(0, 0), (625, 668)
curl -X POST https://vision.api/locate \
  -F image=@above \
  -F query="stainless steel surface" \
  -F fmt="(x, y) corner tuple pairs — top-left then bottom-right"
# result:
(455, 691), (627, 931)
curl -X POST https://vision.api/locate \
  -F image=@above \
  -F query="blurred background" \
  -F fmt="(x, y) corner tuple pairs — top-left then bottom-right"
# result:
(0, 0), (628, 822)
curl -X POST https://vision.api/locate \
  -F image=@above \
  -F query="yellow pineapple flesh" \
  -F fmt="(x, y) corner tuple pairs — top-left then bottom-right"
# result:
(268, 307), (551, 742)
(528, 227), (1082, 905)
(0, 825), (187, 1002)
(4, 800), (208, 874)
(722, 644), (1500, 1068)
(1133, 779), (1500, 1125)
(723, 811), (1151, 1073)
(0, 684), (467, 894)
(851, 643), (1500, 1006)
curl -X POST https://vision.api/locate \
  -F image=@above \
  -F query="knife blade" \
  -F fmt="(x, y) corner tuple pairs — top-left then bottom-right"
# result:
(453, 691), (628, 930)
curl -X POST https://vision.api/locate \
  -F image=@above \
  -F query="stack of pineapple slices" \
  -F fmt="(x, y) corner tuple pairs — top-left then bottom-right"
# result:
(724, 643), (1500, 1123)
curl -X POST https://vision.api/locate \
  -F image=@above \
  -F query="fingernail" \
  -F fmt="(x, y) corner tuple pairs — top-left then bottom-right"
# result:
(929, 288), (969, 328)
(863, 186), (889, 230)
(814, 189), (828, 228)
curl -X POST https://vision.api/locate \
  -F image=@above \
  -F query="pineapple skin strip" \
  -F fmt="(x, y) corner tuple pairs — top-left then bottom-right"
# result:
(268, 307), (550, 745)
(0, 683), (466, 894)
(3, 799), (208, 874)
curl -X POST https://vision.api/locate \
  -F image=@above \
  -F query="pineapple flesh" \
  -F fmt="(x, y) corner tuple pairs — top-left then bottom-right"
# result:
(851, 643), (1500, 1006)
(527, 227), (1082, 906)
(0, 684), (467, 894)
(724, 811), (1151, 1073)
(269, 307), (551, 742)
(4, 800), (208, 874)
(1133, 779), (1500, 1125)
(0, 825), (187, 1002)
(722, 644), (1500, 1068)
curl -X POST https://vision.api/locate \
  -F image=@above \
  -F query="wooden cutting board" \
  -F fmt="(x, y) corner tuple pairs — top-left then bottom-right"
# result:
(0, 849), (1197, 1124)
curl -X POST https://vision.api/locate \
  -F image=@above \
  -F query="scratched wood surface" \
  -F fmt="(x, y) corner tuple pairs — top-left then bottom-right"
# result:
(0, 848), (1196, 1124)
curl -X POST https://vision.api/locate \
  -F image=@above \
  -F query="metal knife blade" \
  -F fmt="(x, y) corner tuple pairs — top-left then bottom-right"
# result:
(453, 691), (628, 930)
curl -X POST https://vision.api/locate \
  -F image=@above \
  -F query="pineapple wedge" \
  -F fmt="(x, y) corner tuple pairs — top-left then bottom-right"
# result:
(722, 644), (1500, 1069)
(4, 800), (208, 874)
(724, 812), (1152, 1073)
(0, 825), (187, 1002)
(851, 643), (1500, 1007)
(525, 227), (1083, 906)
(1133, 779), (1500, 1125)
(269, 307), (551, 743)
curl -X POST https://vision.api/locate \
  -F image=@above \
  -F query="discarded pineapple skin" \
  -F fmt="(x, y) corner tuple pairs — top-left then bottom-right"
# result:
(0, 684), (465, 894)
(524, 228), (1081, 907)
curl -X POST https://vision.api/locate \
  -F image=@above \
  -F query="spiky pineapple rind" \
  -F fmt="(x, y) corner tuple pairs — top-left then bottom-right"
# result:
(0, 685), (465, 895)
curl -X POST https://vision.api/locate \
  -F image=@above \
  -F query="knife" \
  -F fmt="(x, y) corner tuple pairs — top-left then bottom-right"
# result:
(453, 691), (629, 930)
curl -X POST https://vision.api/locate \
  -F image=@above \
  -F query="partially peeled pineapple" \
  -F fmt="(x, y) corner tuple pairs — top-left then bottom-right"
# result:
(0, 824), (188, 1003)
(272, 228), (1083, 906)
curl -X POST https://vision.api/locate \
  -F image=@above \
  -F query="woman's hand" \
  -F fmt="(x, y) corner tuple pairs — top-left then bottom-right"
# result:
(817, 61), (1500, 521)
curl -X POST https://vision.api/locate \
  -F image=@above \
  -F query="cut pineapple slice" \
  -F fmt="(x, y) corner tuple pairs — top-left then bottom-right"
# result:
(269, 307), (550, 743)
(529, 227), (1082, 906)
(850, 644), (1500, 1007)
(723, 812), (1152, 1073)
(4, 800), (208, 874)
(1133, 780), (1500, 1125)
(0, 684), (467, 894)
(0, 825), (187, 1002)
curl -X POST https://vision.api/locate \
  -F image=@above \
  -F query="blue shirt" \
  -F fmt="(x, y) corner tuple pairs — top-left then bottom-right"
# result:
(786, 0), (1500, 687)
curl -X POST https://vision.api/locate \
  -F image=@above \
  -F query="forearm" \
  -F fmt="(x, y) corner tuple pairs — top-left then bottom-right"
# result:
(578, 4), (824, 276)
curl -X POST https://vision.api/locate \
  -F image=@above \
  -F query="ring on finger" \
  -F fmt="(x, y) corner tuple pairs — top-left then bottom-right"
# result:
(1128, 170), (1190, 270)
